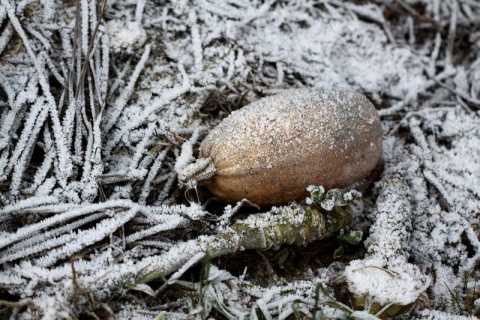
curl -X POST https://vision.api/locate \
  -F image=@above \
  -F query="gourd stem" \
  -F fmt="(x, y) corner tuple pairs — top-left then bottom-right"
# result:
(134, 204), (350, 282)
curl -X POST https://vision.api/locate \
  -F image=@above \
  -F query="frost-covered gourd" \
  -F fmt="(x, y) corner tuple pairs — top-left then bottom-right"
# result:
(198, 89), (382, 206)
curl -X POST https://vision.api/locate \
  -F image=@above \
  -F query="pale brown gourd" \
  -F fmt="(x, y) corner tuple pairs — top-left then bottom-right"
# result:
(199, 89), (383, 206)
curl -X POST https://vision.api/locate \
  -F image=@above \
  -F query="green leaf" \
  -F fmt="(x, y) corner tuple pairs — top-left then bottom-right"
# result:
(322, 300), (353, 314)
(338, 230), (363, 245)
(307, 185), (327, 202)
(154, 312), (167, 320)
(334, 246), (344, 259)
(206, 285), (239, 320)
(306, 186), (361, 211)
(130, 283), (155, 296)
(124, 269), (167, 295)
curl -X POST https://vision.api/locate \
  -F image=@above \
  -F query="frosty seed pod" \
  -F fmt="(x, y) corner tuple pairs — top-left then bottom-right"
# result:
(198, 89), (382, 206)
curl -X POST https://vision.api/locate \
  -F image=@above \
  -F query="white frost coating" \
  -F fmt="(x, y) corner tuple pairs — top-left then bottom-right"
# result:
(174, 140), (195, 177)
(175, 128), (216, 187)
(0, 199), (138, 250)
(139, 148), (169, 203)
(0, 213), (105, 264)
(125, 213), (186, 244)
(104, 44), (151, 132)
(135, 0), (146, 23)
(2, 0), (73, 183)
(0, 196), (59, 215)
(364, 171), (411, 260)
(189, 9), (203, 72)
(413, 309), (479, 320)
(34, 207), (138, 267)
(106, 20), (147, 54)
(345, 258), (429, 306)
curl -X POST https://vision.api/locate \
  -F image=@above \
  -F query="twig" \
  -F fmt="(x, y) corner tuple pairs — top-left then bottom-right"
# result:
(0, 299), (38, 310)
(433, 78), (480, 109)
(445, 0), (458, 67)
(103, 44), (151, 132)
(74, 0), (108, 100)
(395, 0), (439, 27)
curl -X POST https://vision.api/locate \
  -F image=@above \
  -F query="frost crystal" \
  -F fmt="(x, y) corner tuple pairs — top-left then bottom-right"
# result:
(106, 20), (147, 54)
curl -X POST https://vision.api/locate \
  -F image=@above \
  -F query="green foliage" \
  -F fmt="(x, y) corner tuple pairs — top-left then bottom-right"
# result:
(124, 264), (167, 296)
(338, 230), (363, 245)
(306, 186), (362, 211)
(446, 272), (480, 317)
(334, 229), (364, 259)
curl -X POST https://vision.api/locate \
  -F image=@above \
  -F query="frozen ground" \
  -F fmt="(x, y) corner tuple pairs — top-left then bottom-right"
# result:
(0, 0), (480, 319)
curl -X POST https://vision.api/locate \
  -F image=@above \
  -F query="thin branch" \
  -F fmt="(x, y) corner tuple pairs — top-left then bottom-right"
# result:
(74, 0), (108, 100)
